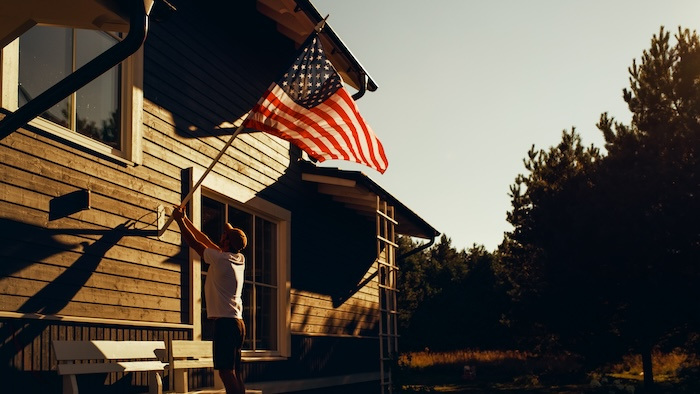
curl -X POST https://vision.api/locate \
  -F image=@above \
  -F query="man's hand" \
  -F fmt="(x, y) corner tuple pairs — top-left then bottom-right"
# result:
(171, 204), (217, 256)
(172, 205), (185, 222)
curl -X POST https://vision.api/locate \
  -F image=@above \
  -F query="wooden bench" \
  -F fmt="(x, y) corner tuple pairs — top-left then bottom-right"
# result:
(169, 340), (264, 394)
(52, 340), (167, 394)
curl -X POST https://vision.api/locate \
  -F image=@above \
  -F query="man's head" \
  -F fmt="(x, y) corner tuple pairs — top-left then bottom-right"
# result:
(220, 224), (247, 253)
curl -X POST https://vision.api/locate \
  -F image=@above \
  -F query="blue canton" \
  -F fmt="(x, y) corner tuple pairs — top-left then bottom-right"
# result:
(279, 37), (343, 109)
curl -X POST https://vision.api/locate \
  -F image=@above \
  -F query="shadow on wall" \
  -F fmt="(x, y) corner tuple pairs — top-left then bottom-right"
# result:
(0, 218), (145, 391)
(291, 194), (379, 307)
(145, 0), (296, 143)
(146, 0), (382, 305)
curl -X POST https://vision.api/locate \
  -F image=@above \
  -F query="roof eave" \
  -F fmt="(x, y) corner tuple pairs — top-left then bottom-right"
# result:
(301, 162), (440, 240)
(256, 0), (378, 94)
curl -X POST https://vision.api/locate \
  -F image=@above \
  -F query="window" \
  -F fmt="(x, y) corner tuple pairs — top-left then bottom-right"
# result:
(1, 25), (143, 163)
(200, 194), (285, 355)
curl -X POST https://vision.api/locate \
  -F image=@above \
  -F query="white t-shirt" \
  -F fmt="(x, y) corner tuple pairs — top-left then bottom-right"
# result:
(203, 248), (245, 319)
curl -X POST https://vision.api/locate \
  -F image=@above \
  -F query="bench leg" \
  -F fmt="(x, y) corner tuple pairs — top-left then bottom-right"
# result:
(62, 375), (79, 394)
(173, 369), (188, 393)
(148, 371), (163, 394)
(214, 372), (224, 389)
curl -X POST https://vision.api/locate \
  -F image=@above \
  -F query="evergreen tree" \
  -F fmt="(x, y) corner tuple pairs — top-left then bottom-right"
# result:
(498, 26), (700, 391)
(497, 129), (602, 354)
(396, 235), (431, 334)
(595, 26), (700, 388)
(399, 235), (506, 351)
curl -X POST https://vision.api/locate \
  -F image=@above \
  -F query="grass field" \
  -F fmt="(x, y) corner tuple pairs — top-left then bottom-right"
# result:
(394, 349), (700, 393)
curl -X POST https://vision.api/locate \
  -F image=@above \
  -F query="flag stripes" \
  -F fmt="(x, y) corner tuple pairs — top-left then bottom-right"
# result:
(243, 34), (388, 174)
(245, 84), (388, 173)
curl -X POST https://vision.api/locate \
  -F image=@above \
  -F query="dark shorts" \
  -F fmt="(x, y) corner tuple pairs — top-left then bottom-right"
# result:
(213, 318), (245, 371)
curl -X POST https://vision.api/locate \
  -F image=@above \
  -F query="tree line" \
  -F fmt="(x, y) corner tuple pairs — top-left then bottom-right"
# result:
(396, 27), (699, 391)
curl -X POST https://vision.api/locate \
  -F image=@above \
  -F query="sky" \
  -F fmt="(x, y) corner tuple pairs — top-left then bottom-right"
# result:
(311, 0), (700, 252)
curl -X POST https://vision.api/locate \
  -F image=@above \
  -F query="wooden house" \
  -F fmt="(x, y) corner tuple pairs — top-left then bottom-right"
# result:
(0, 0), (439, 393)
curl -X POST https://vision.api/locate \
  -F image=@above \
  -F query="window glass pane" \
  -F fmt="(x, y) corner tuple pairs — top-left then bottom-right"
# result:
(256, 285), (278, 350)
(255, 217), (277, 285)
(75, 30), (120, 148)
(242, 284), (253, 350)
(18, 26), (122, 149)
(75, 29), (116, 68)
(200, 197), (279, 352)
(18, 26), (72, 128)
(202, 197), (225, 246)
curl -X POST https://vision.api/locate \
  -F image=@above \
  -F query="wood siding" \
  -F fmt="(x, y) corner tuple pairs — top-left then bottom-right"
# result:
(0, 0), (384, 391)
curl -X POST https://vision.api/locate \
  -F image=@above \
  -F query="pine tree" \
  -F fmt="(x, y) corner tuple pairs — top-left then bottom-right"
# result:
(499, 27), (700, 391)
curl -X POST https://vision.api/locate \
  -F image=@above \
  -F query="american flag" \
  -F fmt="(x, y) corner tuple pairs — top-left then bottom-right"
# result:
(243, 33), (388, 174)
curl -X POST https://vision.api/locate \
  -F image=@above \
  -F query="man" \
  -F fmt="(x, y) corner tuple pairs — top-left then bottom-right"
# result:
(172, 205), (246, 394)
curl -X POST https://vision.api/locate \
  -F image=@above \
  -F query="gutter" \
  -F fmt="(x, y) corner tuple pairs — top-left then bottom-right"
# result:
(399, 236), (436, 262)
(0, 0), (152, 140)
(302, 163), (440, 239)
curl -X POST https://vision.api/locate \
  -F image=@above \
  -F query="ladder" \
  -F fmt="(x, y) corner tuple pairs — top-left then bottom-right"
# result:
(376, 197), (398, 394)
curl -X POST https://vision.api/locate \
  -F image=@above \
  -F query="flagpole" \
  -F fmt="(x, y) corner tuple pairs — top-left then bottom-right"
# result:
(158, 15), (331, 237)
(316, 15), (329, 32)
(158, 122), (246, 237)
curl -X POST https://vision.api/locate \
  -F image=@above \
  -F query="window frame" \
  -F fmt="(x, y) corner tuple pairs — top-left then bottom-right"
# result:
(0, 26), (143, 165)
(186, 166), (291, 360)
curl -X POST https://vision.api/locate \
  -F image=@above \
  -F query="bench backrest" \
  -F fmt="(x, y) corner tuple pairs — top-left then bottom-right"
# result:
(169, 340), (214, 369)
(53, 340), (166, 362)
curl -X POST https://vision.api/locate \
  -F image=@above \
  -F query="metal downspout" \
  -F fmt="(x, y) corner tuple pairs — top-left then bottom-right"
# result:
(398, 236), (436, 262)
(0, 0), (151, 140)
(351, 71), (367, 100)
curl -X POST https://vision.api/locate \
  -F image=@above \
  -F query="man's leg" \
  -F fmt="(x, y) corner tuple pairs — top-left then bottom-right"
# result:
(218, 369), (244, 394)
(213, 318), (245, 394)
(231, 319), (245, 393)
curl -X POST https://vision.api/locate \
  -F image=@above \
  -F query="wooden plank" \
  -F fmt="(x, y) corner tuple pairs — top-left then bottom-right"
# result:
(147, 23), (262, 103)
(0, 129), (182, 204)
(0, 294), (181, 322)
(0, 248), (180, 286)
(57, 361), (166, 375)
(290, 322), (376, 337)
(290, 306), (376, 323)
(142, 94), (290, 167)
(290, 311), (376, 330)
(171, 359), (214, 369)
(53, 340), (165, 361)
(3, 262), (180, 299)
(170, 340), (212, 358)
(0, 173), (169, 242)
(0, 230), (183, 276)
(0, 277), (181, 312)
(142, 107), (292, 189)
(142, 124), (292, 192)
(0, 155), (177, 216)
(143, 98), (291, 166)
(0, 196), (182, 260)
(291, 290), (377, 310)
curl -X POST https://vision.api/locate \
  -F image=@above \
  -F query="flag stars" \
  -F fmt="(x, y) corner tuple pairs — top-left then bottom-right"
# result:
(277, 35), (344, 109)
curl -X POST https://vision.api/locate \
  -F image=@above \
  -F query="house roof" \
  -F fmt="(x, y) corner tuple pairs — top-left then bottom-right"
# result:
(0, 0), (375, 98)
(300, 162), (440, 240)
